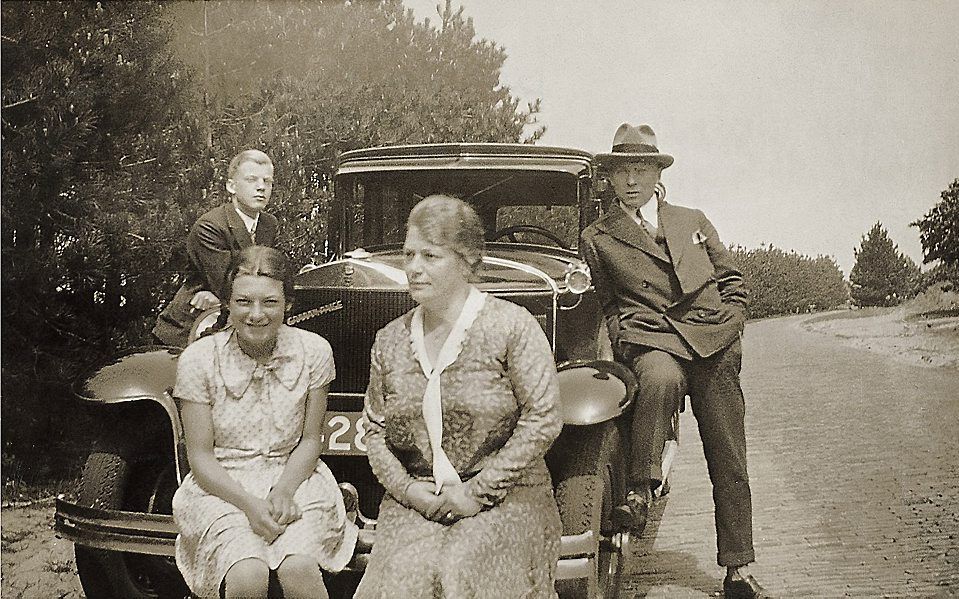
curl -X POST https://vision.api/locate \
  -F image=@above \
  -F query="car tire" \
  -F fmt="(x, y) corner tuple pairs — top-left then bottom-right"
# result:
(75, 451), (188, 599)
(552, 423), (625, 599)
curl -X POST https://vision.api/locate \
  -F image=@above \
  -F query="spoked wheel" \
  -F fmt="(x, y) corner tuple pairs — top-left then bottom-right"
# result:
(75, 451), (188, 598)
(555, 467), (625, 599)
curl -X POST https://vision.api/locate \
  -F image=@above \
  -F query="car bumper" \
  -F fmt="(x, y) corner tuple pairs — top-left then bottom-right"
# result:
(54, 496), (613, 579)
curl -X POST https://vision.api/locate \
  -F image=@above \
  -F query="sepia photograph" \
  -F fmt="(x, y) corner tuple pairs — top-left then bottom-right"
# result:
(2, 1), (957, 597)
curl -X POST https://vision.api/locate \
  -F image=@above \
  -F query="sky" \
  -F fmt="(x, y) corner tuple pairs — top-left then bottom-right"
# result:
(402, 0), (959, 276)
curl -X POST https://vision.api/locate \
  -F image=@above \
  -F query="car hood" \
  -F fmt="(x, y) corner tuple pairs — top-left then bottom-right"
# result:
(296, 245), (584, 293)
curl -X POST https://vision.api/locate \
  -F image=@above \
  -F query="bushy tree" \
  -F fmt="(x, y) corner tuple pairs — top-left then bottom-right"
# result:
(730, 245), (848, 318)
(1, 1), (208, 477)
(849, 222), (921, 307)
(166, 0), (543, 264)
(912, 178), (959, 282)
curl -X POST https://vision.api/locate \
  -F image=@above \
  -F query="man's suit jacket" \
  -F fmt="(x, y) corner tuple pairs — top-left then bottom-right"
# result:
(152, 203), (279, 346)
(581, 201), (747, 359)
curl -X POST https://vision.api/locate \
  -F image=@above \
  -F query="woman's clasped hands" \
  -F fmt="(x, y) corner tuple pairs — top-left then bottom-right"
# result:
(405, 481), (482, 525)
(242, 487), (303, 544)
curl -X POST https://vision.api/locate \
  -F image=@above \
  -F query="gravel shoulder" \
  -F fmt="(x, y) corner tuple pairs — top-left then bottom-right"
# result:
(801, 307), (959, 369)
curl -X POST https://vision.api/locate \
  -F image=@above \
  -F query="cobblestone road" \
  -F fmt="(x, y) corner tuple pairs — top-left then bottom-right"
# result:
(3, 314), (957, 598)
(624, 314), (959, 598)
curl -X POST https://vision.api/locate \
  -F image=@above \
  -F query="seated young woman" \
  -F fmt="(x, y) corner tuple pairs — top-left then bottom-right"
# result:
(171, 246), (357, 599)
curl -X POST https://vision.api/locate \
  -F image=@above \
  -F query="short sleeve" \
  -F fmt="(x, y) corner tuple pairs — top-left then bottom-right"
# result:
(304, 331), (336, 390)
(172, 342), (213, 405)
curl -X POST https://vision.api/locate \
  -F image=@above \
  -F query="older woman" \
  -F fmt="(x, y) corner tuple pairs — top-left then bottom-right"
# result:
(171, 246), (357, 598)
(354, 195), (563, 598)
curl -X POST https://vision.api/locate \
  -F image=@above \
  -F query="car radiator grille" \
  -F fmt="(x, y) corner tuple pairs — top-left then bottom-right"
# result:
(291, 289), (417, 394)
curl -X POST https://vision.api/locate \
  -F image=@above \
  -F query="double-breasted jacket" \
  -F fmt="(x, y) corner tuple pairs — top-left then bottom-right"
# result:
(580, 201), (747, 360)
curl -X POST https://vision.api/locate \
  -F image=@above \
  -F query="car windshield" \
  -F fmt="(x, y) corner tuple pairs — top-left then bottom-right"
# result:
(336, 169), (582, 250)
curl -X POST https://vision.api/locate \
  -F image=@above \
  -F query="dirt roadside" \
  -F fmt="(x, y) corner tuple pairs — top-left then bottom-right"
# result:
(1, 497), (83, 598)
(802, 307), (959, 369)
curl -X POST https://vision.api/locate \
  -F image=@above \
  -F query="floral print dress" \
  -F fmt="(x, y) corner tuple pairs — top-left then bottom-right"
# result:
(171, 326), (358, 598)
(354, 295), (563, 599)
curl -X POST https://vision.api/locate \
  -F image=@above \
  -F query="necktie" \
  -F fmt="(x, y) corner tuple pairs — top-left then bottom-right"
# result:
(250, 225), (256, 244)
(642, 217), (658, 241)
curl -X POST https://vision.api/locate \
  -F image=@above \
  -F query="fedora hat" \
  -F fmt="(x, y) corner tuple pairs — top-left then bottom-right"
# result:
(595, 123), (674, 169)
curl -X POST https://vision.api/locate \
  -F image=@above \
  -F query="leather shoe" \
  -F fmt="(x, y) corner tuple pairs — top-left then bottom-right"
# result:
(723, 573), (770, 599)
(612, 485), (652, 536)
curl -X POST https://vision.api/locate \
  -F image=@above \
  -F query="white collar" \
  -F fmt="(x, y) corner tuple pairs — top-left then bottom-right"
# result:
(410, 285), (487, 491)
(233, 203), (260, 235)
(639, 199), (659, 228)
(618, 198), (658, 228)
(213, 326), (304, 398)
(410, 286), (486, 375)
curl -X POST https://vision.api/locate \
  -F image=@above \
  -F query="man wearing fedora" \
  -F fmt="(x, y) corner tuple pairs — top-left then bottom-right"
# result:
(581, 123), (768, 598)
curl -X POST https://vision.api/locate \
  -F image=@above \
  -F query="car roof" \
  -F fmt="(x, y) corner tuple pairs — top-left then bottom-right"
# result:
(336, 143), (594, 175)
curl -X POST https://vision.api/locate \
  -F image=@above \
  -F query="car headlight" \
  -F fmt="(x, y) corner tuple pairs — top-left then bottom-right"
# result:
(564, 263), (591, 294)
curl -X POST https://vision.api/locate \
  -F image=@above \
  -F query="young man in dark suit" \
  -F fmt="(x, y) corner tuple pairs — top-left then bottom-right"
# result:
(581, 124), (768, 598)
(152, 149), (279, 347)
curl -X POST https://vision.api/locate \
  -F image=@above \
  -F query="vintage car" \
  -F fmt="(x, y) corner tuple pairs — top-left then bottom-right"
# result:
(55, 143), (677, 598)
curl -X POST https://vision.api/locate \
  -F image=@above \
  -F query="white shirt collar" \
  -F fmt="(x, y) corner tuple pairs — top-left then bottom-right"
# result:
(618, 199), (658, 229)
(639, 199), (659, 228)
(233, 203), (260, 236)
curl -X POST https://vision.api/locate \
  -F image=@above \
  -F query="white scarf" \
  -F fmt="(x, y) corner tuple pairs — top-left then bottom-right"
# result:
(410, 286), (487, 493)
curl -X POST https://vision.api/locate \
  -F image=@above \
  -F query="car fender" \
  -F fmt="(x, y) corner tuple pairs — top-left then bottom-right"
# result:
(555, 359), (636, 426)
(74, 346), (187, 482)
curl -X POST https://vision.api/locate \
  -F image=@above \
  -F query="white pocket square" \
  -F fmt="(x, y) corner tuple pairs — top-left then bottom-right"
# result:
(692, 230), (708, 244)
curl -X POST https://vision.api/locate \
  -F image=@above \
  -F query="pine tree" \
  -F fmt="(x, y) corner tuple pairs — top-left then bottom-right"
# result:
(1, 1), (206, 476)
(166, 0), (544, 264)
(849, 223), (921, 306)
(1, 0), (546, 479)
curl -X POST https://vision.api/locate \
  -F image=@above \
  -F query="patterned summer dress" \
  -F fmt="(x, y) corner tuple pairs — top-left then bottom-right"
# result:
(171, 326), (358, 598)
(354, 295), (563, 599)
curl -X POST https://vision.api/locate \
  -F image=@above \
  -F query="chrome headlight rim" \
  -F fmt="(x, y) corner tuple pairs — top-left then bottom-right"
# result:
(564, 263), (591, 295)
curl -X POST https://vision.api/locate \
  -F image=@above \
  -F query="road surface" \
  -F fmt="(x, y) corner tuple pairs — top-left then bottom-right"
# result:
(625, 314), (958, 597)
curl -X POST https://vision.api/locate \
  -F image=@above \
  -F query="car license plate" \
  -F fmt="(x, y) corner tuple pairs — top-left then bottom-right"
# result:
(321, 411), (367, 455)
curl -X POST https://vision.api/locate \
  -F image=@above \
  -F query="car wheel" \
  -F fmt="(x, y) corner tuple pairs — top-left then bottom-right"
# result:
(555, 468), (624, 599)
(75, 451), (189, 599)
(553, 423), (625, 599)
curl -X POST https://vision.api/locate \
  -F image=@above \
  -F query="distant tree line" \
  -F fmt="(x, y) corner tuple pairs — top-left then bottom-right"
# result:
(1, 0), (542, 479)
(729, 245), (848, 318)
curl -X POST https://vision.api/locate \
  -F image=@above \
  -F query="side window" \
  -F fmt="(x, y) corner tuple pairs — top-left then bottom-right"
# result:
(353, 183), (415, 247)
(379, 187), (415, 245)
